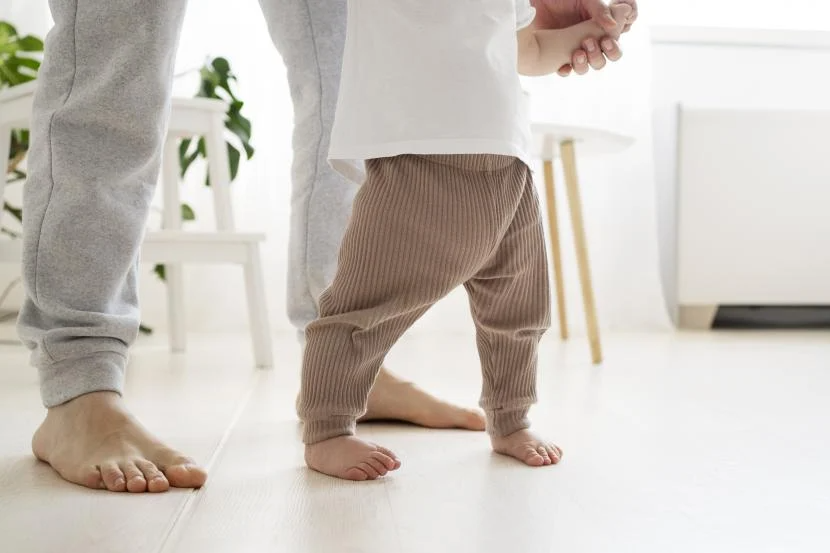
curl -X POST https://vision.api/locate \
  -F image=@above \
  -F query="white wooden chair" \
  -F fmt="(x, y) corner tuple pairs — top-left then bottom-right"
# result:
(532, 123), (635, 365)
(0, 81), (273, 368)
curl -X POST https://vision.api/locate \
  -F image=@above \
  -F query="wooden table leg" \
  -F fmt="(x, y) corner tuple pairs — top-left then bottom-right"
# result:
(561, 140), (603, 365)
(543, 159), (568, 340)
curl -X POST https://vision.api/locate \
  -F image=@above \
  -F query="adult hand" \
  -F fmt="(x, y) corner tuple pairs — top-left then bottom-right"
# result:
(530, 0), (638, 76)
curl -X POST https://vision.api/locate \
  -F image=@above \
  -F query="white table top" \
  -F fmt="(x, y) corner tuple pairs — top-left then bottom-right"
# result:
(531, 123), (635, 160)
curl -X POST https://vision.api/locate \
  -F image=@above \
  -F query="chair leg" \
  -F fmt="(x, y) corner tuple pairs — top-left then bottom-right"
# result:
(543, 160), (568, 340)
(166, 264), (187, 353)
(243, 244), (273, 369)
(205, 115), (236, 231)
(161, 138), (187, 353)
(560, 140), (602, 365)
(0, 127), (12, 229)
(678, 305), (718, 330)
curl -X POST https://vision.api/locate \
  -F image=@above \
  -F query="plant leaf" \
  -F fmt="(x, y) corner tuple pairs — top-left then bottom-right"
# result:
(0, 61), (22, 85)
(0, 22), (18, 41)
(212, 57), (230, 75)
(178, 137), (192, 159)
(17, 35), (44, 52)
(225, 113), (251, 144)
(242, 142), (255, 159)
(178, 138), (201, 178)
(181, 202), (196, 221)
(227, 143), (240, 181)
(3, 202), (23, 223)
(14, 56), (40, 70)
(153, 264), (166, 281)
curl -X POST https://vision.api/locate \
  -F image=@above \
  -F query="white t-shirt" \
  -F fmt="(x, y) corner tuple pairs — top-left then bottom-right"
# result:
(329, 0), (536, 183)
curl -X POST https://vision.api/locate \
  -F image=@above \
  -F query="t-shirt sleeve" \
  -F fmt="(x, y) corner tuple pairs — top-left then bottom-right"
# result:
(515, 0), (537, 30)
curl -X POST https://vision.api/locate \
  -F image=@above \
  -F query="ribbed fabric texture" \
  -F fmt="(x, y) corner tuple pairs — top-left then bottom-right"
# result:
(299, 154), (551, 444)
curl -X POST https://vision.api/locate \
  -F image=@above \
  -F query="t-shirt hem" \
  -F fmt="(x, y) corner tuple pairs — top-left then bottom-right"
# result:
(330, 139), (532, 184)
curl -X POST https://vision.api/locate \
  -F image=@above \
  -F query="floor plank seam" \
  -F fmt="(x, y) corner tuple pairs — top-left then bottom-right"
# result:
(153, 370), (263, 553)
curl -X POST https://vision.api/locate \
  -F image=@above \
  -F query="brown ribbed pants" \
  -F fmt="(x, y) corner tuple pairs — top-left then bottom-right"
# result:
(299, 154), (551, 444)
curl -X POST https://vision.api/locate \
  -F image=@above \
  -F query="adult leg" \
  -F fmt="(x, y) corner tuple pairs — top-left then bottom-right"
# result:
(257, 0), (484, 429)
(18, 0), (206, 492)
(463, 166), (563, 467)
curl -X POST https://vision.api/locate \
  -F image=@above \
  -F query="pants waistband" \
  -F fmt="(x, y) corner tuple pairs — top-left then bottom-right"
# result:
(413, 154), (519, 172)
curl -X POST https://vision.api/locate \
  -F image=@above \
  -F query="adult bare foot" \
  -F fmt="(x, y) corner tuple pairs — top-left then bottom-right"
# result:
(361, 367), (486, 431)
(491, 429), (563, 467)
(32, 391), (207, 492)
(305, 436), (401, 481)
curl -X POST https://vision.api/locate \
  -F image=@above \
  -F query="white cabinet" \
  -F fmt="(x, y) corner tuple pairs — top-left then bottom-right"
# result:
(677, 108), (830, 322)
(651, 27), (830, 327)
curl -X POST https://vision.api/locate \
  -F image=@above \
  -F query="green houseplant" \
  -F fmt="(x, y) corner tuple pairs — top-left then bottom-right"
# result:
(1, 20), (255, 331)
(1, 21), (41, 231)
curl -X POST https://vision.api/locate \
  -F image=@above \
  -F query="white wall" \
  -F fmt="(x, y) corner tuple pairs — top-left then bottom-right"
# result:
(648, 0), (830, 30)
(649, 1), (830, 322)
(1, 1), (51, 36)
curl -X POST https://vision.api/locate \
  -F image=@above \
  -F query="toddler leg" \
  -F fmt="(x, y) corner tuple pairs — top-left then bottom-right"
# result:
(300, 154), (525, 480)
(464, 167), (563, 466)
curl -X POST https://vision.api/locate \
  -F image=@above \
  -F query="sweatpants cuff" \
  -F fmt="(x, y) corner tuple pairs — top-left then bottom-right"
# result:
(486, 407), (531, 437)
(39, 351), (126, 408)
(303, 416), (357, 444)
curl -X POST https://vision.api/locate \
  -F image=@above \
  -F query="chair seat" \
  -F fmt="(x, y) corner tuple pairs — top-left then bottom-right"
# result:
(144, 231), (265, 265)
(0, 81), (36, 103)
(531, 123), (635, 160)
(0, 232), (266, 266)
(0, 82), (227, 136)
(0, 82), (36, 127)
(168, 97), (228, 136)
(0, 79), (274, 368)
(144, 230), (265, 244)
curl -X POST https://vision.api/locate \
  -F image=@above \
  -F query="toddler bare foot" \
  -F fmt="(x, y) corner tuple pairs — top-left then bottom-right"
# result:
(305, 436), (401, 481)
(491, 429), (562, 467)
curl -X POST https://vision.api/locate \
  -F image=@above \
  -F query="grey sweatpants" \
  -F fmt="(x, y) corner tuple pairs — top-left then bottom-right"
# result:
(17, 0), (352, 407)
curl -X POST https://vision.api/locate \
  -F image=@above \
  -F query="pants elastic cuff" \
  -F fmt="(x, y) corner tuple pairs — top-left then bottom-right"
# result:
(486, 407), (531, 437)
(38, 351), (126, 408)
(303, 416), (357, 444)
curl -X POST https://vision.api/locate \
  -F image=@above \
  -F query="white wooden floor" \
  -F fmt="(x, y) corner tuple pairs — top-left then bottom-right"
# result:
(1, 331), (828, 553)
